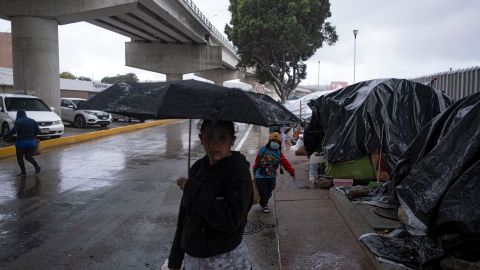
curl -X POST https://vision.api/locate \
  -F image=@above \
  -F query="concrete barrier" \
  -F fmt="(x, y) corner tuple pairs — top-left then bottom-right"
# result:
(0, 119), (179, 160)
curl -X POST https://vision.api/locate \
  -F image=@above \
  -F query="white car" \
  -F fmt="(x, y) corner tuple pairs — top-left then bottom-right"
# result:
(60, 98), (112, 128)
(0, 93), (64, 139)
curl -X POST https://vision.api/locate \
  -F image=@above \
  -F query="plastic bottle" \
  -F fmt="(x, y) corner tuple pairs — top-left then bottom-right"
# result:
(309, 152), (321, 183)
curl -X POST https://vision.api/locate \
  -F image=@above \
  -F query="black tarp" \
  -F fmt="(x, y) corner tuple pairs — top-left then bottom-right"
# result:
(359, 233), (444, 269)
(394, 91), (480, 261)
(361, 92), (480, 268)
(304, 78), (452, 171)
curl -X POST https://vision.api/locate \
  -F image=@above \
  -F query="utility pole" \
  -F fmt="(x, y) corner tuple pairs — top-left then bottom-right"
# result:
(317, 60), (320, 90)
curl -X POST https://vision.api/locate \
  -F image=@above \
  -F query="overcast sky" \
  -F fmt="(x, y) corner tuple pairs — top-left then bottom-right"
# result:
(1, 0), (479, 86)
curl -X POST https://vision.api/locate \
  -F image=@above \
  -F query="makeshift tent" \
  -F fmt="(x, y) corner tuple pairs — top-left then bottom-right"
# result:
(304, 78), (452, 172)
(395, 91), (480, 259)
(362, 92), (480, 268)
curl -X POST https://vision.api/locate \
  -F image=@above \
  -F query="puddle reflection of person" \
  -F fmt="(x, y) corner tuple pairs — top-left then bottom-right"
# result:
(16, 176), (41, 199)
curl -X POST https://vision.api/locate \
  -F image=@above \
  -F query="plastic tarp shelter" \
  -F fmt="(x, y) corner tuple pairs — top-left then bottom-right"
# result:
(361, 92), (480, 268)
(304, 78), (452, 171)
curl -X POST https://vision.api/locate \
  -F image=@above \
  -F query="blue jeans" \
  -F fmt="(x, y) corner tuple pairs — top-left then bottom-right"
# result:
(16, 146), (39, 173)
(255, 177), (276, 207)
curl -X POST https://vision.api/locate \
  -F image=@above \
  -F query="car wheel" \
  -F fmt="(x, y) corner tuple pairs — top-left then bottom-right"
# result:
(1, 122), (10, 137)
(74, 115), (86, 128)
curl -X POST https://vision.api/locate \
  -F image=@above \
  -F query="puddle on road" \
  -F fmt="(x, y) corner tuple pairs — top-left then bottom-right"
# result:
(60, 178), (113, 193)
(0, 181), (16, 203)
(0, 177), (42, 203)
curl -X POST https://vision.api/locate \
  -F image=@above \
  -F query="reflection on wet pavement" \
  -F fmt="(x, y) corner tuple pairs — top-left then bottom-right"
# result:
(0, 180), (16, 204)
(15, 177), (42, 199)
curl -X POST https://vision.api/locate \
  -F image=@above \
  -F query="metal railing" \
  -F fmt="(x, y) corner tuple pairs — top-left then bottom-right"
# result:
(181, 0), (236, 52)
(410, 66), (480, 101)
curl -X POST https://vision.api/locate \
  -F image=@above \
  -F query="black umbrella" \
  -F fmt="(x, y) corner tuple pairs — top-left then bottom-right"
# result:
(80, 80), (299, 126)
(81, 79), (300, 170)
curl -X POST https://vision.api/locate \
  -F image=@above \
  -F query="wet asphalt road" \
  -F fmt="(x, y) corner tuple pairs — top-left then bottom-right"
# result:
(0, 120), (263, 269)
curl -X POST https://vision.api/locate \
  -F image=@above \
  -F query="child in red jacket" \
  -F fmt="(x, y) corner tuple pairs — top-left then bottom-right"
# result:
(253, 132), (295, 213)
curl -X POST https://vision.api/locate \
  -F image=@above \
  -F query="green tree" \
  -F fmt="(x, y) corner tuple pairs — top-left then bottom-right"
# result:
(60, 71), (76, 80)
(101, 73), (139, 84)
(77, 76), (92, 81)
(225, 0), (338, 102)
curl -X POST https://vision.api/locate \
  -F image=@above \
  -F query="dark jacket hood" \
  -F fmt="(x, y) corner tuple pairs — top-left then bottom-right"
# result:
(16, 110), (27, 119)
(204, 151), (250, 170)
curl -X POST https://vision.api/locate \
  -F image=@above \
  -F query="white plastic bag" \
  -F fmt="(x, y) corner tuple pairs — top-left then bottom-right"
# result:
(290, 137), (304, 152)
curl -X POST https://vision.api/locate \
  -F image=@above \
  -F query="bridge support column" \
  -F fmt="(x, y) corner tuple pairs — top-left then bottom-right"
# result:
(11, 16), (60, 114)
(166, 74), (183, 81)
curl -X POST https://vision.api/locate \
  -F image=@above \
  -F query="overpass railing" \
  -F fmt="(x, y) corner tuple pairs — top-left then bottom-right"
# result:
(410, 66), (480, 101)
(182, 0), (237, 53)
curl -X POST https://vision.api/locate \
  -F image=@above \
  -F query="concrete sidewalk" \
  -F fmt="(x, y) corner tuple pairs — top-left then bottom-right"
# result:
(273, 149), (373, 270)
(239, 126), (280, 270)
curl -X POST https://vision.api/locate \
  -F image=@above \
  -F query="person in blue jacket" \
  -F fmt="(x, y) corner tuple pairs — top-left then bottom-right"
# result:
(2, 110), (41, 176)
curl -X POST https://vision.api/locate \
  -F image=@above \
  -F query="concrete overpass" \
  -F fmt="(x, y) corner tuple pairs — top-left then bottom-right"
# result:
(0, 0), (248, 114)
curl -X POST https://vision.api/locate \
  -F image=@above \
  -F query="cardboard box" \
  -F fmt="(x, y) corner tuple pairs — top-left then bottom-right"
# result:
(333, 178), (353, 187)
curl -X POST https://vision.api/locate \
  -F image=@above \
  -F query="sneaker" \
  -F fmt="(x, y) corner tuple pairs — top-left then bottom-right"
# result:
(35, 166), (41, 174)
(262, 207), (270, 213)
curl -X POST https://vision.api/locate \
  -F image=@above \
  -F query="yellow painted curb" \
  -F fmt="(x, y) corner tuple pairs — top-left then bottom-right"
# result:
(0, 119), (180, 160)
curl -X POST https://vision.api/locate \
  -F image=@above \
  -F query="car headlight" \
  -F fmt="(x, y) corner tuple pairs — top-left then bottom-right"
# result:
(84, 111), (98, 116)
(52, 120), (62, 125)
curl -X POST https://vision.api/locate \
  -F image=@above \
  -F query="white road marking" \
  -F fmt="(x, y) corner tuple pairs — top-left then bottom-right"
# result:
(235, 124), (253, 151)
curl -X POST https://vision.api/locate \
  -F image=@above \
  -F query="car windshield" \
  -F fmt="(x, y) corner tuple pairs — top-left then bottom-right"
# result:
(5, 97), (51, 111)
(71, 100), (86, 107)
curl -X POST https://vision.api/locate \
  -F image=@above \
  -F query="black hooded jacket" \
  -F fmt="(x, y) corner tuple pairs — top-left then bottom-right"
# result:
(168, 151), (253, 268)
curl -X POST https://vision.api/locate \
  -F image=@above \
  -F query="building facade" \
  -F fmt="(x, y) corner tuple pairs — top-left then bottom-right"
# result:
(0, 32), (12, 68)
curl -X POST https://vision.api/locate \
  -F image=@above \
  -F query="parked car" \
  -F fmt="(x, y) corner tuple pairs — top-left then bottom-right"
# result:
(60, 98), (112, 128)
(111, 113), (146, 123)
(0, 93), (64, 139)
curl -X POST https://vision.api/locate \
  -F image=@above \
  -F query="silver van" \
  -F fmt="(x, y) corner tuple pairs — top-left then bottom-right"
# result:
(0, 94), (64, 138)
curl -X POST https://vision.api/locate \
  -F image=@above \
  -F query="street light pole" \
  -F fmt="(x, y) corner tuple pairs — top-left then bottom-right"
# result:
(353, 29), (359, 83)
(317, 60), (320, 90)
